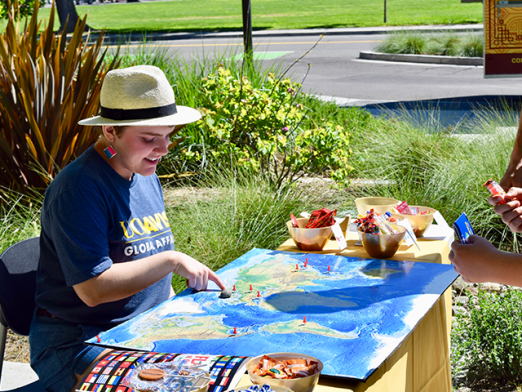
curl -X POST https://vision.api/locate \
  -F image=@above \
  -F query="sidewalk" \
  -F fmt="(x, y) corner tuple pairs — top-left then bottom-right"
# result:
(93, 23), (484, 43)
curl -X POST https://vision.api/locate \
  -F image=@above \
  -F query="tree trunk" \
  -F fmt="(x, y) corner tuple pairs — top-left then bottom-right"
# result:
(55, 0), (90, 33)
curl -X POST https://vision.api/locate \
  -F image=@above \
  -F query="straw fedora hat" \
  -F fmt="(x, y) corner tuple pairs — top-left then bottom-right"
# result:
(79, 65), (202, 127)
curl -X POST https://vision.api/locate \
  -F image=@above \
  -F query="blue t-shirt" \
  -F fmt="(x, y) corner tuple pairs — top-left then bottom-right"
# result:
(35, 145), (174, 327)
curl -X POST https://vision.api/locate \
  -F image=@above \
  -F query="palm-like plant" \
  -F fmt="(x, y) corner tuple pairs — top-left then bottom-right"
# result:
(0, 1), (120, 196)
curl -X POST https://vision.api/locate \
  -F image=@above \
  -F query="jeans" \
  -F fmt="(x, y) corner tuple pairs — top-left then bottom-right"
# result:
(29, 311), (108, 392)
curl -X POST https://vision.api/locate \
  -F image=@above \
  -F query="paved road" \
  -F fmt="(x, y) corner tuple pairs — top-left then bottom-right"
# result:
(113, 31), (522, 103)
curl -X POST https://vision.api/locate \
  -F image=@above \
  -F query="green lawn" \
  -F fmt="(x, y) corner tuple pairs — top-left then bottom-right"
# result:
(33, 0), (483, 33)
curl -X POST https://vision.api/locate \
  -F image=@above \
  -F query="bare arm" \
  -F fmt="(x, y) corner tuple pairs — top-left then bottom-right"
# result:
(450, 235), (522, 287)
(500, 107), (522, 190)
(73, 250), (225, 307)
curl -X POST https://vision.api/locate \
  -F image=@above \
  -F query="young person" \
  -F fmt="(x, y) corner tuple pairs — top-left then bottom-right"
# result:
(29, 65), (226, 392)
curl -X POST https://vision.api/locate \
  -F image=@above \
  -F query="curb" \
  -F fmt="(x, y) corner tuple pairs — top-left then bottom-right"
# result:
(359, 51), (483, 66)
(89, 24), (484, 44)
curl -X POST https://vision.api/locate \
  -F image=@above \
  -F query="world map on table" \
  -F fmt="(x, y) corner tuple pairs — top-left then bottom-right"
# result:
(88, 248), (458, 381)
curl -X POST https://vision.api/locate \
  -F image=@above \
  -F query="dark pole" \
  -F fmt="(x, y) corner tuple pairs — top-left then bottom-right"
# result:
(384, 0), (387, 23)
(242, 0), (253, 58)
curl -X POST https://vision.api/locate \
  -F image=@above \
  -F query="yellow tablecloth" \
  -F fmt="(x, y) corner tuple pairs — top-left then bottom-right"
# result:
(239, 232), (452, 392)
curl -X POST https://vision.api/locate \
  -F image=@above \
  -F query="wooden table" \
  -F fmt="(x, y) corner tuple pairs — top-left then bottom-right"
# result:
(239, 229), (453, 392)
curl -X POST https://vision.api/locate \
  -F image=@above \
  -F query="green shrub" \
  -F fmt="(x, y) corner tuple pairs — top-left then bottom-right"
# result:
(452, 32), (483, 57)
(192, 66), (353, 189)
(0, 0), (43, 20)
(0, 1), (120, 197)
(452, 288), (522, 388)
(427, 32), (459, 56)
(375, 31), (426, 54)
(375, 31), (483, 57)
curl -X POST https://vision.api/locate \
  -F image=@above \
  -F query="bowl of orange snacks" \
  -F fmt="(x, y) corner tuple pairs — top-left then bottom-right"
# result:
(247, 353), (323, 392)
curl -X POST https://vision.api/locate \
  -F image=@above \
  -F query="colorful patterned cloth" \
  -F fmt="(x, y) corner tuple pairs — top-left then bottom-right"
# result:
(77, 350), (250, 392)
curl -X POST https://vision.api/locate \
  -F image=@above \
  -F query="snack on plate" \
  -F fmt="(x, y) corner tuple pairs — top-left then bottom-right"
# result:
(122, 362), (211, 392)
(252, 355), (319, 379)
(139, 368), (166, 381)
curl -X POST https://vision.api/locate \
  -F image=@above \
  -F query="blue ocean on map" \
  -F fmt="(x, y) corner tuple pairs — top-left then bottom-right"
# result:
(90, 248), (457, 381)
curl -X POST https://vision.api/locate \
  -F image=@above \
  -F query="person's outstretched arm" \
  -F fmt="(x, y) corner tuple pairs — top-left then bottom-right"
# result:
(500, 108), (522, 189)
(450, 235), (522, 286)
(73, 251), (226, 307)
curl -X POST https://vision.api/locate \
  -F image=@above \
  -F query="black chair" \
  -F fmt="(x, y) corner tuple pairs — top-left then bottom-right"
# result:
(0, 237), (44, 391)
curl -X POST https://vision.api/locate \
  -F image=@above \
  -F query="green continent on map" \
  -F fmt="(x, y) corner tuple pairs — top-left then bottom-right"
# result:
(260, 319), (359, 339)
(237, 254), (322, 300)
(124, 316), (231, 349)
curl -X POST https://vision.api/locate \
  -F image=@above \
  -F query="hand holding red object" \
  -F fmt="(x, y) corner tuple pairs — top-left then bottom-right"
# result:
(484, 178), (506, 205)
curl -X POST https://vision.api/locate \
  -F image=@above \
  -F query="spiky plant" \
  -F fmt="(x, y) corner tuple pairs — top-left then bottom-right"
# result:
(0, 0), (120, 197)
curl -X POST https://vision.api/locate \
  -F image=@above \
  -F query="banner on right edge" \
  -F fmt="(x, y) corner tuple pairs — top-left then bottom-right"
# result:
(484, 0), (522, 77)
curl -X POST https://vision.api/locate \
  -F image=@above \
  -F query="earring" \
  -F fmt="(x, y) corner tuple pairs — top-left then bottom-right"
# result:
(103, 145), (117, 159)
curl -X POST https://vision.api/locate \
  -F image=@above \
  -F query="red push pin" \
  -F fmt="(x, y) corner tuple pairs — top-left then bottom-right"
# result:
(96, 335), (101, 343)
(303, 317), (307, 324)
(305, 258), (308, 267)
(233, 285), (236, 291)
(327, 265), (331, 272)
(296, 264), (299, 270)
(233, 327), (237, 335)
(257, 291), (261, 297)
(249, 284), (253, 291)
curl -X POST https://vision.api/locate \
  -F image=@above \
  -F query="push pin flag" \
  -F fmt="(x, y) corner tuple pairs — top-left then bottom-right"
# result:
(303, 317), (307, 324)
(233, 327), (237, 335)
(249, 284), (253, 291)
(96, 335), (101, 343)
(257, 291), (261, 298)
(296, 264), (299, 270)
(327, 266), (331, 272)
(233, 285), (236, 291)
(305, 258), (308, 267)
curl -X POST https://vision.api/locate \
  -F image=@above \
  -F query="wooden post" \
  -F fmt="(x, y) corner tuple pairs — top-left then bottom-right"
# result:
(242, 0), (253, 59)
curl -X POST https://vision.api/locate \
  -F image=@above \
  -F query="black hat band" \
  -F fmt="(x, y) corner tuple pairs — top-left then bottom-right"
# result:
(100, 103), (177, 121)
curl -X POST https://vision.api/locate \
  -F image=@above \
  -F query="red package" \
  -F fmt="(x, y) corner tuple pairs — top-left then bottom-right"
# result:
(305, 208), (336, 228)
(396, 201), (414, 215)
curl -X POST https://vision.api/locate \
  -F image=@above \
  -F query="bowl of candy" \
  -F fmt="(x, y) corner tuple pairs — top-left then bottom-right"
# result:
(391, 202), (436, 237)
(230, 384), (294, 392)
(354, 197), (399, 215)
(355, 209), (406, 258)
(247, 353), (323, 392)
(287, 208), (336, 251)
(360, 226), (407, 258)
